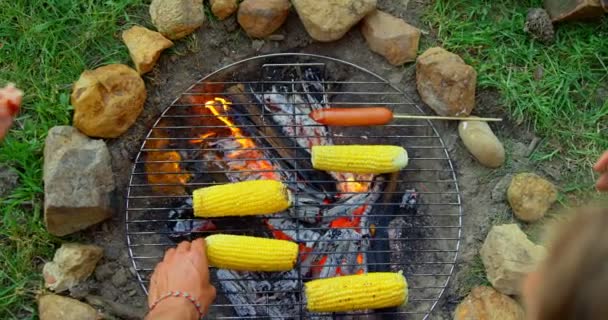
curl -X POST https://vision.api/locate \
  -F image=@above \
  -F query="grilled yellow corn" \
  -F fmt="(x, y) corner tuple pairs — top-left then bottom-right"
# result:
(305, 272), (408, 312)
(205, 234), (298, 271)
(193, 180), (291, 217)
(311, 145), (408, 174)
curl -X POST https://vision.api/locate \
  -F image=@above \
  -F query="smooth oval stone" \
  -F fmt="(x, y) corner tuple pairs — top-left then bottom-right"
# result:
(458, 119), (505, 168)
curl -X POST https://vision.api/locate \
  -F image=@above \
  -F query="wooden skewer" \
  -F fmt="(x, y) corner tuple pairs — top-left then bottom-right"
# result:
(393, 114), (503, 122)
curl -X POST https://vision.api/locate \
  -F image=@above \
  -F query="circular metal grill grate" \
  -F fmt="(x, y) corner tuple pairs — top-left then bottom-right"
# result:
(126, 53), (462, 319)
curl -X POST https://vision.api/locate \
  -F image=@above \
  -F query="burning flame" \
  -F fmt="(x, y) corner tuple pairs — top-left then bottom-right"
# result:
(190, 97), (279, 181)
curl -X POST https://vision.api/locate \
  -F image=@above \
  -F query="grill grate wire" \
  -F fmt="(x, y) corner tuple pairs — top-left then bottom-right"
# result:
(126, 53), (462, 319)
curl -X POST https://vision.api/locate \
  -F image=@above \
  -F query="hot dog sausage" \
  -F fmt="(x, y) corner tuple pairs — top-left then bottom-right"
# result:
(309, 107), (394, 126)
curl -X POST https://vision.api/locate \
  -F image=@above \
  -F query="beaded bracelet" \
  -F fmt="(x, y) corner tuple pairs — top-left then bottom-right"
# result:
(149, 291), (205, 319)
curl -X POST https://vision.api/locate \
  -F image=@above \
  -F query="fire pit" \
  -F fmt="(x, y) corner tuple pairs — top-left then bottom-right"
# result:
(126, 53), (462, 319)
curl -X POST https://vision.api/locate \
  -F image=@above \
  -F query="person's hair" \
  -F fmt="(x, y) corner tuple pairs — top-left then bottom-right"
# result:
(535, 206), (608, 320)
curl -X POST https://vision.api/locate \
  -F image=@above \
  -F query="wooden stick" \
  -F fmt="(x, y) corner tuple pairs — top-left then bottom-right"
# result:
(393, 114), (502, 122)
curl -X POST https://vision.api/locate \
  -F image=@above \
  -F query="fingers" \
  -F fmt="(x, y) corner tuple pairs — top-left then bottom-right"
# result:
(594, 151), (608, 173)
(164, 248), (176, 262)
(191, 237), (206, 255)
(177, 241), (191, 253)
(597, 173), (608, 192)
(190, 238), (211, 280)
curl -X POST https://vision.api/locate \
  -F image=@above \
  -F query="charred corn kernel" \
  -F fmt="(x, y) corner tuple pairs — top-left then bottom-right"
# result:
(311, 145), (408, 174)
(193, 180), (291, 217)
(305, 272), (408, 312)
(205, 234), (298, 271)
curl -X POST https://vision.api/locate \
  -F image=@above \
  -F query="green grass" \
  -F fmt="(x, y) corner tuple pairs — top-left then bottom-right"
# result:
(424, 0), (608, 193)
(0, 1), (145, 318)
(424, 0), (608, 297)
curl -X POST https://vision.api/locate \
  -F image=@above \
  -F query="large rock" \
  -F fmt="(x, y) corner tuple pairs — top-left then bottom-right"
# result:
(71, 64), (146, 138)
(211, 0), (239, 20)
(416, 47), (477, 116)
(122, 26), (173, 75)
(543, 0), (604, 22)
(44, 126), (115, 236)
(43, 243), (103, 292)
(39, 294), (99, 320)
(237, 0), (290, 38)
(454, 286), (525, 320)
(507, 173), (558, 222)
(361, 10), (421, 65)
(292, 0), (377, 42)
(149, 0), (205, 40)
(480, 224), (546, 295)
(458, 118), (505, 168)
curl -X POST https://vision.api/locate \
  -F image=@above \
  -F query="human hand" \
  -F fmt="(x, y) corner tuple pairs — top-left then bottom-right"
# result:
(0, 84), (23, 140)
(594, 150), (608, 192)
(147, 239), (216, 320)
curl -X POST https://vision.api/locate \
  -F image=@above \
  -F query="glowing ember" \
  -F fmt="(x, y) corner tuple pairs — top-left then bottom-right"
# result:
(339, 176), (372, 194)
(145, 132), (193, 195)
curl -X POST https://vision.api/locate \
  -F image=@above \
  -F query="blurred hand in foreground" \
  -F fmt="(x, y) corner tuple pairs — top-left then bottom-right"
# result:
(595, 150), (608, 192)
(0, 83), (23, 141)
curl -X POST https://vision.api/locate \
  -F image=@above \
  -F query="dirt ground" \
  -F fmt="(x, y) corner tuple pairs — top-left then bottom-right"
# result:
(84, 1), (563, 318)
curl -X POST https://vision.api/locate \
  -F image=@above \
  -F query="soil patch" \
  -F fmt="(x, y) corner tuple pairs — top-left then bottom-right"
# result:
(82, 1), (568, 318)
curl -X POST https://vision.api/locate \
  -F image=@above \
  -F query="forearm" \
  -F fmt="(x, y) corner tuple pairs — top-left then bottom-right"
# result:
(146, 297), (200, 320)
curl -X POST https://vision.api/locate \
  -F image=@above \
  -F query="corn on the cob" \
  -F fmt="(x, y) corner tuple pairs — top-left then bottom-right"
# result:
(305, 272), (408, 312)
(193, 180), (291, 217)
(205, 234), (298, 271)
(311, 145), (408, 174)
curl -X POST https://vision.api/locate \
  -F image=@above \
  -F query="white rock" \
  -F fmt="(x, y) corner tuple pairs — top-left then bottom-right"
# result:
(43, 243), (104, 292)
(43, 126), (115, 236)
(458, 119), (505, 168)
(480, 224), (546, 295)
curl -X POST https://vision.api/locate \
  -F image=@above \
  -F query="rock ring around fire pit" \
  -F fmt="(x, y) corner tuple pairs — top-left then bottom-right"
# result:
(126, 53), (463, 319)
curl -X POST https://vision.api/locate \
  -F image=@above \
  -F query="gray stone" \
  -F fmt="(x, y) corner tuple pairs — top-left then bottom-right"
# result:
(480, 224), (546, 295)
(524, 8), (555, 44)
(150, 0), (205, 40)
(43, 243), (104, 293)
(111, 268), (129, 287)
(0, 165), (19, 198)
(492, 174), (513, 203)
(43, 126), (115, 236)
(39, 294), (99, 320)
(95, 262), (117, 281)
(292, 0), (376, 42)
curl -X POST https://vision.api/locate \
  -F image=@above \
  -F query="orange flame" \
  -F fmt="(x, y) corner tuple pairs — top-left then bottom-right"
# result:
(190, 97), (279, 180)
